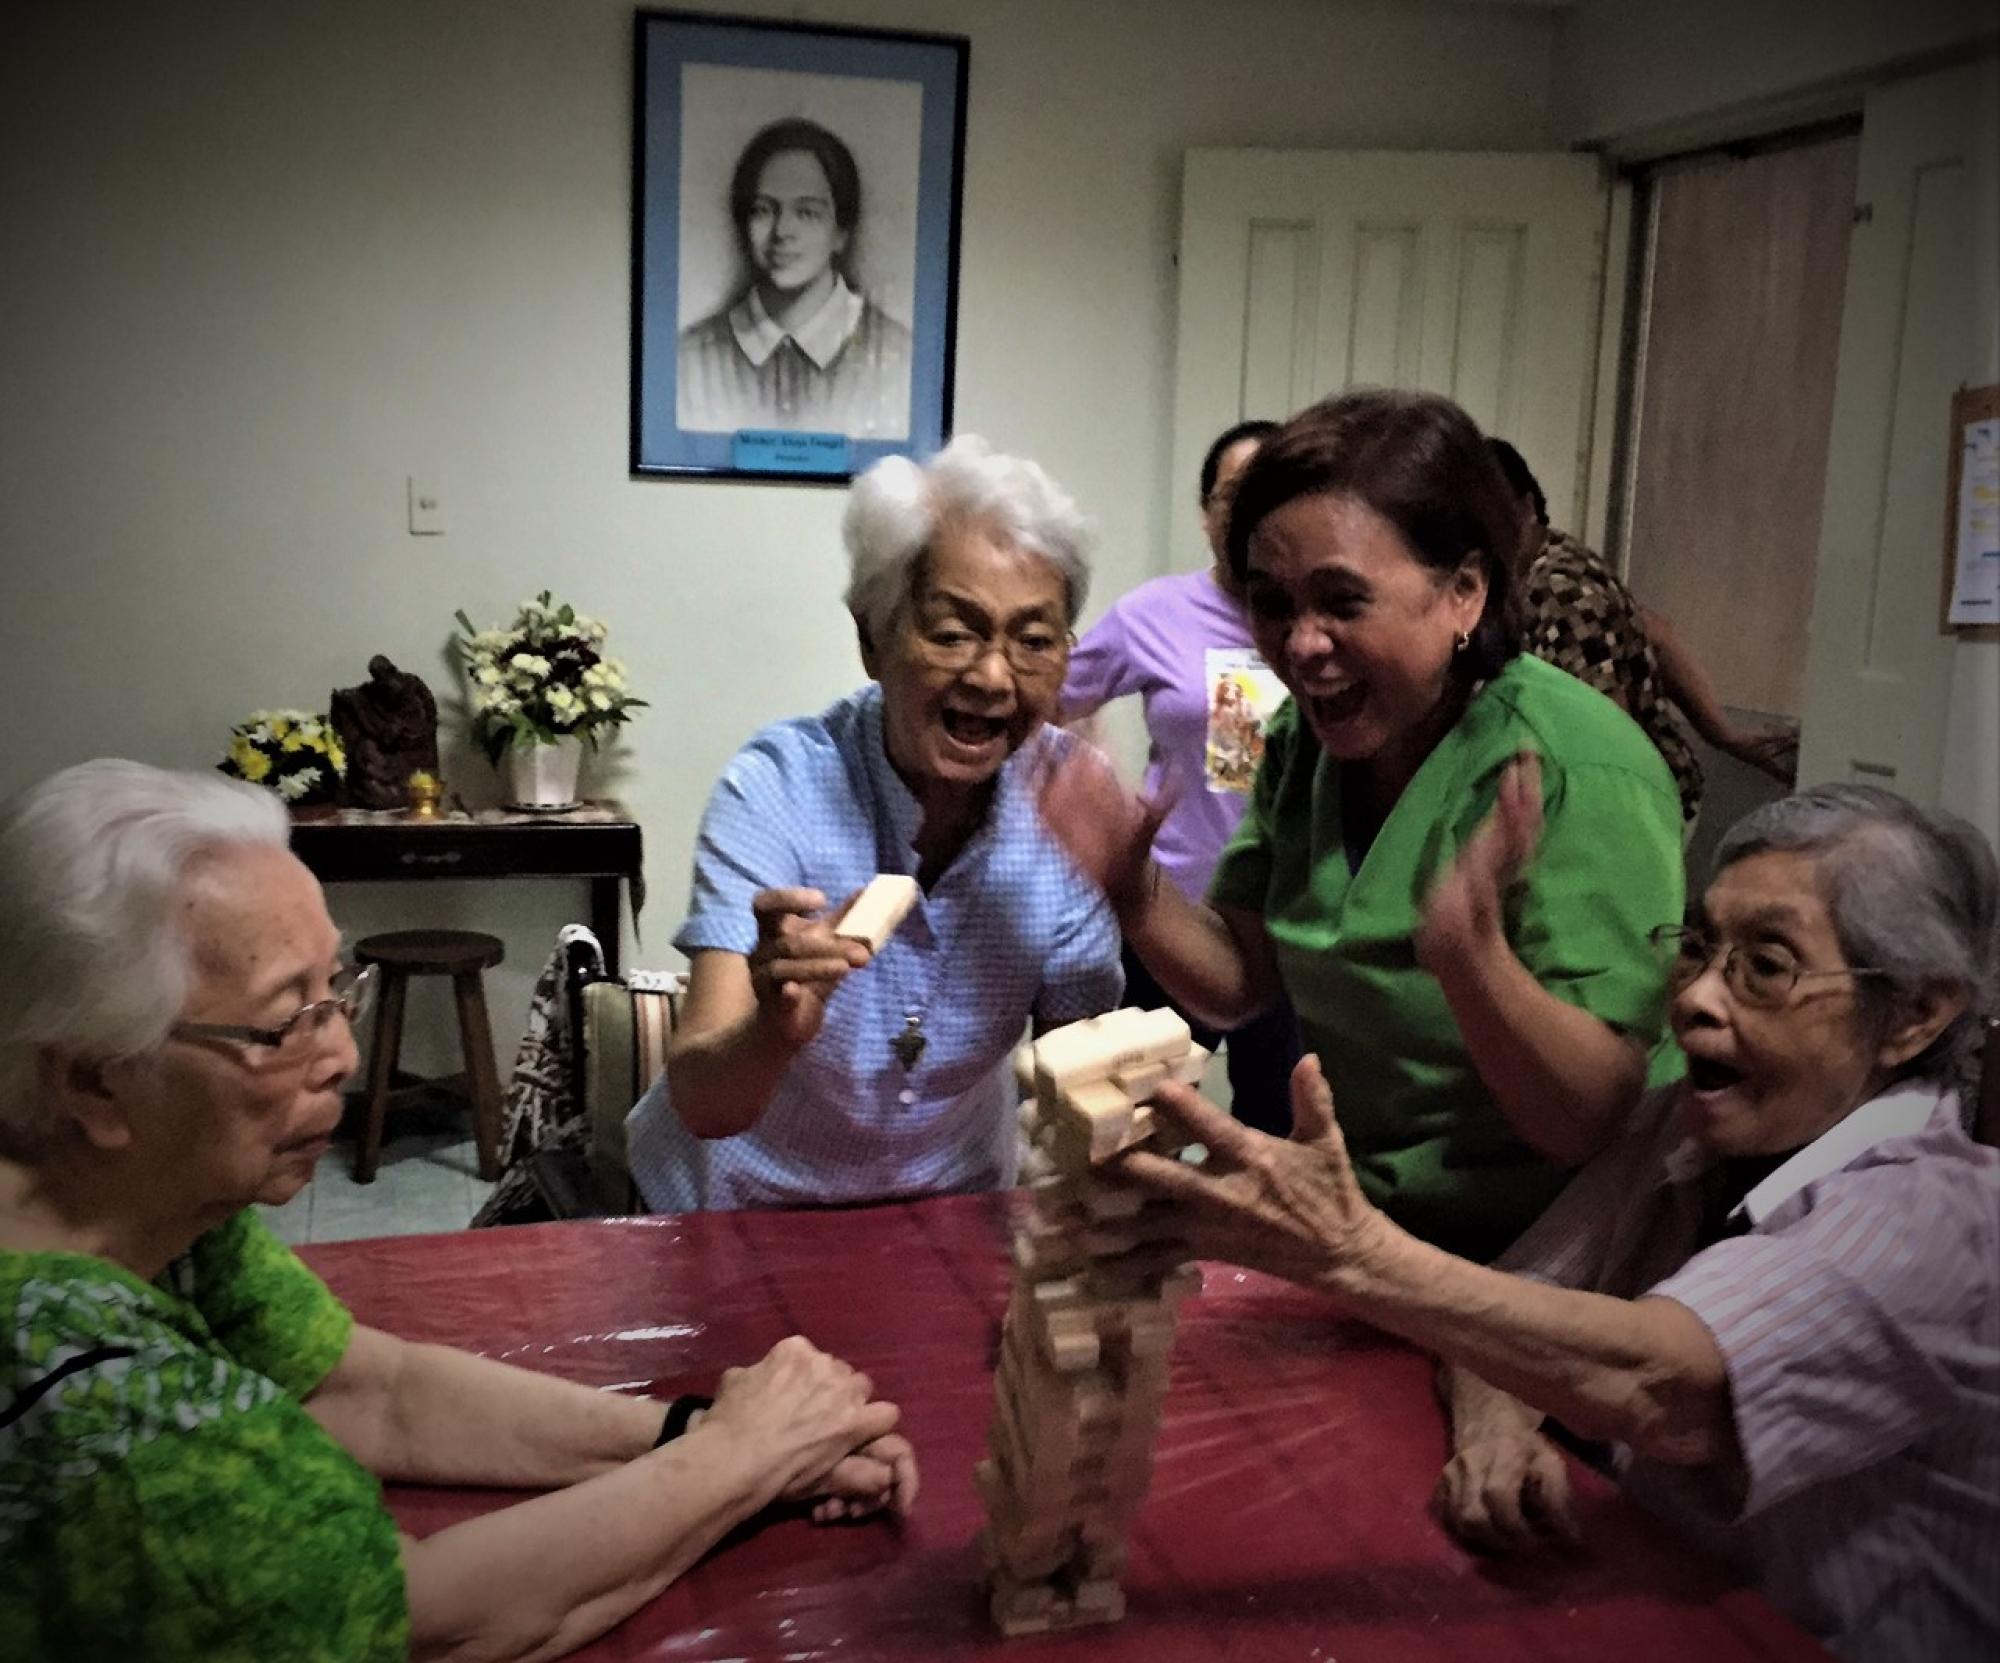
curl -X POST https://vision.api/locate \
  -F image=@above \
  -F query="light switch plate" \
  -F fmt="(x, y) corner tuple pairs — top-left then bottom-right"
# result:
(407, 475), (444, 536)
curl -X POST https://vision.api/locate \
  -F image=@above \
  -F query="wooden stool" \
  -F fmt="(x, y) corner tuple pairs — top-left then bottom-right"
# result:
(353, 929), (506, 1184)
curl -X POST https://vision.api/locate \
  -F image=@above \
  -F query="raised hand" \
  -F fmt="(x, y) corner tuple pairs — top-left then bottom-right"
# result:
(1034, 743), (1170, 915)
(746, 887), (871, 1048)
(1110, 1054), (1380, 1284)
(1434, 1426), (1579, 1555)
(1416, 750), (1543, 973)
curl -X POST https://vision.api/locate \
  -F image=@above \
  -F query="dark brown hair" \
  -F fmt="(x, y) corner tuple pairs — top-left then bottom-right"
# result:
(729, 118), (862, 271)
(1224, 389), (1522, 681)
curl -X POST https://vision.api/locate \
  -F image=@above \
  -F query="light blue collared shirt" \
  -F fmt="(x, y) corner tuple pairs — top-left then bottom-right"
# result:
(626, 685), (1122, 1210)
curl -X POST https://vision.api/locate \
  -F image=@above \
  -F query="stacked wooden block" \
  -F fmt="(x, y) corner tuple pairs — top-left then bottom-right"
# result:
(977, 1008), (1208, 1637)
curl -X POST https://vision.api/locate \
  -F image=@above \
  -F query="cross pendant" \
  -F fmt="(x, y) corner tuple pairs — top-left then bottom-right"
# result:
(893, 1018), (927, 1071)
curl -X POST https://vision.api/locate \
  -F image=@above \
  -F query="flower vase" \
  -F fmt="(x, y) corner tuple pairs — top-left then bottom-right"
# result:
(507, 734), (584, 809)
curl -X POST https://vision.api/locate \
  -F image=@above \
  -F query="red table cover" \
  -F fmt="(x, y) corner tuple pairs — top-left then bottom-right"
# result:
(302, 1194), (1829, 1661)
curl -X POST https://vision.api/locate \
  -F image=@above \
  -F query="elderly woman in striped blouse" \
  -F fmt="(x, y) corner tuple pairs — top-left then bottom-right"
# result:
(1110, 783), (1998, 1663)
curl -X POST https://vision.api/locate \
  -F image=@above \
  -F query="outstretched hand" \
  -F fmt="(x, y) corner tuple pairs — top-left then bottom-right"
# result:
(1416, 751), (1543, 974)
(1035, 743), (1171, 916)
(746, 887), (871, 1049)
(1108, 1055), (1382, 1285)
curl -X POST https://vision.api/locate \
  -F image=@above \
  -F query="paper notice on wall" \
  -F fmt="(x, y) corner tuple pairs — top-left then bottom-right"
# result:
(1948, 416), (2000, 626)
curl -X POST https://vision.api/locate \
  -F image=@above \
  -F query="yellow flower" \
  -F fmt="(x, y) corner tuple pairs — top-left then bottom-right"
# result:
(230, 736), (272, 782)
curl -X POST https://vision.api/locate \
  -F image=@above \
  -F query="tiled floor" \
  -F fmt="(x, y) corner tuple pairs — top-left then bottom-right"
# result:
(260, 1100), (494, 1246)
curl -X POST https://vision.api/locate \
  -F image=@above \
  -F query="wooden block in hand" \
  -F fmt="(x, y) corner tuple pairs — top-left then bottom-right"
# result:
(832, 873), (920, 951)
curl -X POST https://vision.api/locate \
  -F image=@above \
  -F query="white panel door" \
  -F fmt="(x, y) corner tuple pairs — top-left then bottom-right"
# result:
(1797, 64), (1990, 803)
(1173, 148), (1609, 566)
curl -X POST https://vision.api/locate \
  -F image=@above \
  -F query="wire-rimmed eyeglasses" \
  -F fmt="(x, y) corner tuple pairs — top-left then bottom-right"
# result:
(169, 963), (378, 1052)
(906, 618), (1074, 681)
(1650, 924), (1886, 1011)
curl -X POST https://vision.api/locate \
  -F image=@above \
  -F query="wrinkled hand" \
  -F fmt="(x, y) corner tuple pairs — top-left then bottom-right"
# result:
(1108, 1055), (1380, 1285)
(1416, 751), (1542, 974)
(805, 1431), (920, 1523)
(1434, 1427), (1579, 1555)
(702, 1336), (904, 1511)
(1035, 744), (1169, 916)
(746, 887), (870, 1049)
(1720, 724), (1798, 785)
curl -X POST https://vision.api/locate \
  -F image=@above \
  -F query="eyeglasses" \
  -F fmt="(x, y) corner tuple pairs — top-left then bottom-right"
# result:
(170, 964), (378, 1053)
(1650, 925), (1886, 1011)
(907, 618), (1074, 681)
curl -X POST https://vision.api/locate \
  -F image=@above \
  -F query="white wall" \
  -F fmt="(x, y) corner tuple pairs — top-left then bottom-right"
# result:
(1556, 0), (1999, 149)
(0, 0), (1557, 1054)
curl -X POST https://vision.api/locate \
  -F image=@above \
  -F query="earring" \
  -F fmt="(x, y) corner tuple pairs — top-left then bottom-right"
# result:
(1453, 629), (1471, 655)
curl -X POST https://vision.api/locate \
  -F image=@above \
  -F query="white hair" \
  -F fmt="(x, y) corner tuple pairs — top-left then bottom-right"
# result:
(841, 435), (1093, 644)
(0, 759), (289, 1158)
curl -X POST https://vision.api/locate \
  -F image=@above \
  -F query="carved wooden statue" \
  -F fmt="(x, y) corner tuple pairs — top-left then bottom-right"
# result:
(330, 655), (440, 810)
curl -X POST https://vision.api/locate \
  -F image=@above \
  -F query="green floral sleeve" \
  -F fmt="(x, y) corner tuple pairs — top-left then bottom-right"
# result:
(29, 1388), (409, 1662)
(184, 1208), (353, 1398)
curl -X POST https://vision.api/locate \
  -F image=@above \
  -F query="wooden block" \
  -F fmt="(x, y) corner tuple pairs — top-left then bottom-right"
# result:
(1029, 1008), (1192, 1095)
(831, 873), (919, 950)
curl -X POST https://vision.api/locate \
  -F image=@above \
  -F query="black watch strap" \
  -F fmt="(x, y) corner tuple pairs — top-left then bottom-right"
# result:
(654, 1393), (714, 1447)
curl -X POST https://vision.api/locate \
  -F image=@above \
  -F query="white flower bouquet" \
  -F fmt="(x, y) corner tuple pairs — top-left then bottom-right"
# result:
(217, 711), (347, 806)
(454, 592), (646, 765)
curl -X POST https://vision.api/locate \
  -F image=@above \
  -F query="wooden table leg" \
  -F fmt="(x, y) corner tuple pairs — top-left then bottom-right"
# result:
(454, 970), (505, 1182)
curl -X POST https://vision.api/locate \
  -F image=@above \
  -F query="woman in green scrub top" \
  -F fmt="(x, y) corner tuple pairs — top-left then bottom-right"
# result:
(1042, 390), (1683, 1261)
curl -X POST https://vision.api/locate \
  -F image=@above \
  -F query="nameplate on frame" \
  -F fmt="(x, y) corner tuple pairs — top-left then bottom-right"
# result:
(732, 430), (851, 475)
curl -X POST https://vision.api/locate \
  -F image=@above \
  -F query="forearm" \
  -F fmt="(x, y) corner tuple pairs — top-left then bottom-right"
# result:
(1328, 1222), (1731, 1466)
(1432, 942), (1644, 1166)
(311, 1328), (669, 1488)
(665, 1007), (797, 1138)
(1120, 873), (1278, 1031)
(403, 1422), (780, 1663)
(1438, 1358), (1544, 1450)
(1640, 607), (1734, 747)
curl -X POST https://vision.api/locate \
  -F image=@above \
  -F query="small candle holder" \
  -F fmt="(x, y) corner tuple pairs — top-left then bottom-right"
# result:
(406, 770), (443, 819)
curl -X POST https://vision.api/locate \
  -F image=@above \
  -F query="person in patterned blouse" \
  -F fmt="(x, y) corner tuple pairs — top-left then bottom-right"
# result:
(0, 761), (918, 1663)
(1490, 439), (1797, 825)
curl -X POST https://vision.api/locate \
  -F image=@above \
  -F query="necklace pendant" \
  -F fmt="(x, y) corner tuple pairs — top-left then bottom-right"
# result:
(893, 1016), (927, 1071)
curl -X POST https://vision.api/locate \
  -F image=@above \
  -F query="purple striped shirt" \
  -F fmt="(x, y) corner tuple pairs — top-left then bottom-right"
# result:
(1500, 1080), (2000, 1662)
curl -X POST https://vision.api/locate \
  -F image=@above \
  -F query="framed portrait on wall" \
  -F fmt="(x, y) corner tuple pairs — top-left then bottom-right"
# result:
(631, 10), (969, 482)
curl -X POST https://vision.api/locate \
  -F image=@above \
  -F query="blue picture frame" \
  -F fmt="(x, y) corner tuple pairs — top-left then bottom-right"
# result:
(631, 9), (968, 482)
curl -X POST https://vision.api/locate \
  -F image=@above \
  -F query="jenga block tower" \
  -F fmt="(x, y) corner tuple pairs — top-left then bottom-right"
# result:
(979, 1008), (1207, 1637)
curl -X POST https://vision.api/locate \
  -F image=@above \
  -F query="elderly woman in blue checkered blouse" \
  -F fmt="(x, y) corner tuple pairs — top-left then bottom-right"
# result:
(624, 438), (1124, 1211)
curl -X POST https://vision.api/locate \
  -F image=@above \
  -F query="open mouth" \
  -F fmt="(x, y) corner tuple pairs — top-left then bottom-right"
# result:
(1685, 1055), (1746, 1094)
(1307, 684), (1367, 727)
(941, 709), (1009, 748)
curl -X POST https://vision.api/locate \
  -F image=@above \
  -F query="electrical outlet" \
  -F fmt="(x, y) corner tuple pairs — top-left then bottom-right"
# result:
(407, 476), (444, 536)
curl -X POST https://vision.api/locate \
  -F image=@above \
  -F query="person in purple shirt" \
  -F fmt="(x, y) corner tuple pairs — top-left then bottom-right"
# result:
(1105, 782), (1998, 1663)
(1061, 420), (1301, 1131)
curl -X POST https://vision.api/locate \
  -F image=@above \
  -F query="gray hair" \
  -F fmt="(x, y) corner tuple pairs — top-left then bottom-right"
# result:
(1714, 783), (1999, 1099)
(0, 759), (289, 1159)
(841, 435), (1093, 645)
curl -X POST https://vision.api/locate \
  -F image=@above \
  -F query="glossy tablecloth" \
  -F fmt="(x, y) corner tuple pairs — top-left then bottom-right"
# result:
(301, 1195), (1829, 1661)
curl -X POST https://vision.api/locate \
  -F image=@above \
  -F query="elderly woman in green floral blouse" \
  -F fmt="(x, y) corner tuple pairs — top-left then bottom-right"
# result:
(0, 760), (918, 1663)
